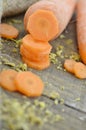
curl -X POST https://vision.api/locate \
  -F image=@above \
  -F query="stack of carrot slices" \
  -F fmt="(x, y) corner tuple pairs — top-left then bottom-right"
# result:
(20, 34), (52, 70)
(0, 69), (44, 97)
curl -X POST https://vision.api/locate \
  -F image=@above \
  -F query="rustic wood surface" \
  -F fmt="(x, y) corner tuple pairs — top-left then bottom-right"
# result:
(0, 13), (86, 130)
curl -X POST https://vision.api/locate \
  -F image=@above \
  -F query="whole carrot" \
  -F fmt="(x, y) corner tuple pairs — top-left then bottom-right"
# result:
(76, 0), (86, 64)
(24, 0), (77, 41)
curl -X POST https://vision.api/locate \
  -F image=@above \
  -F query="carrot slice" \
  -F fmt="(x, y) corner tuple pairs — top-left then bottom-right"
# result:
(21, 34), (52, 54)
(74, 62), (86, 79)
(24, 0), (77, 41)
(0, 69), (17, 91)
(76, 0), (86, 64)
(20, 44), (49, 62)
(0, 23), (19, 39)
(22, 56), (50, 70)
(27, 9), (59, 41)
(14, 71), (44, 97)
(64, 59), (76, 73)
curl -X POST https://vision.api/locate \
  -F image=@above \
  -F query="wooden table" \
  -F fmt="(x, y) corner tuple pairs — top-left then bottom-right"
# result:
(0, 13), (86, 130)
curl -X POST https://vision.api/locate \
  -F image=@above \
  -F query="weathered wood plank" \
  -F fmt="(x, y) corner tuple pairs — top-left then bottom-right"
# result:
(0, 89), (86, 130)
(0, 53), (86, 113)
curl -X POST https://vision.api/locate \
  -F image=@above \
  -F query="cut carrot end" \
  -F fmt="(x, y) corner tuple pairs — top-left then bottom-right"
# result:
(0, 69), (18, 91)
(27, 9), (59, 41)
(14, 71), (44, 97)
(0, 23), (19, 39)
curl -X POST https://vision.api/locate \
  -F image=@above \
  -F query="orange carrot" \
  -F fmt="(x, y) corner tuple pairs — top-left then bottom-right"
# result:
(0, 69), (17, 91)
(64, 59), (76, 73)
(24, 0), (77, 41)
(14, 71), (44, 97)
(27, 9), (59, 41)
(0, 23), (19, 39)
(76, 0), (86, 64)
(20, 44), (49, 62)
(74, 62), (86, 79)
(22, 56), (50, 70)
(21, 34), (52, 54)
(20, 34), (51, 70)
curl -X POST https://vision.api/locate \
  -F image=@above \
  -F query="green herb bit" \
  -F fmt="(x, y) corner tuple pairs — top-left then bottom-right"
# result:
(39, 102), (46, 109)
(59, 34), (65, 39)
(69, 52), (80, 61)
(54, 114), (64, 122)
(49, 53), (57, 59)
(57, 45), (64, 50)
(56, 50), (63, 57)
(49, 53), (58, 64)
(1, 39), (8, 43)
(12, 48), (17, 53)
(66, 39), (73, 44)
(60, 98), (64, 104)
(74, 97), (81, 101)
(54, 99), (58, 105)
(1, 58), (15, 67)
(10, 19), (22, 24)
(4, 62), (15, 67)
(16, 63), (27, 71)
(10, 39), (22, 47)
(28, 113), (42, 125)
(45, 109), (52, 116)
(50, 91), (60, 99)
(34, 100), (39, 106)
(34, 100), (46, 109)
(56, 45), (64, 57)
(56, 61), (63, 70)
(60, 86), (65, 91)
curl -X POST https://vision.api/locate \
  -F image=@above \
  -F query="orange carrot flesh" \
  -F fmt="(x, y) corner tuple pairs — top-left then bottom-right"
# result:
(0, 69), (18, 91)
(22, 56), (50, 70)
(20, 44), (49, 62)
(64, 59), (76, 74)
(76, 0), (86, 64)
(24, 0), (77, 41)
(21, 34), (52, 54)
(74, 62), (86, 79)
(27, 9), (59, 41)
(0, 23), (19, 39)
(14, 71), (44, 97)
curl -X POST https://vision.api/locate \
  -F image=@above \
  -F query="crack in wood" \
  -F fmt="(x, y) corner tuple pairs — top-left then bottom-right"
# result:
(42, 94), (86, 114)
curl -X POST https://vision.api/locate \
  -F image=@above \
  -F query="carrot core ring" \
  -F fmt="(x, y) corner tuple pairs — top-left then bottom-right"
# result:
(27, 9), (59, 41)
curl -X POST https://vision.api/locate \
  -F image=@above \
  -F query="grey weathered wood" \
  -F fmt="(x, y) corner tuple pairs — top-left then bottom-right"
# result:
(0, 46), (86, 113)
(0, 89), (86, 130)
